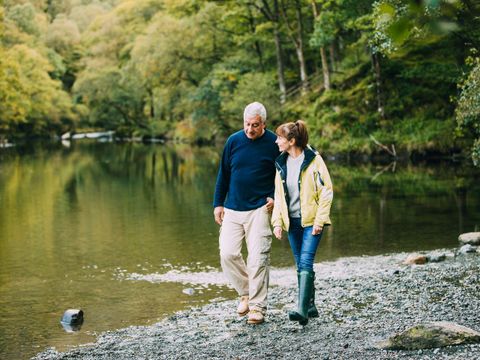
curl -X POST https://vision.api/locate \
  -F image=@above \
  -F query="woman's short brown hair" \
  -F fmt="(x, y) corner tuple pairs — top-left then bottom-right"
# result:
(275, 120), (309, 149)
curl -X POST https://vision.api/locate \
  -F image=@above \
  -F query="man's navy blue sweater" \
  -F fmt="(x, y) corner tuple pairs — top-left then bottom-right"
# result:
(213, 129), (279, 211)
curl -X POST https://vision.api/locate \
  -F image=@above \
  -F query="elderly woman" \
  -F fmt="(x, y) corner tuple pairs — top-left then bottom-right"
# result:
(272, 120), (333, 325)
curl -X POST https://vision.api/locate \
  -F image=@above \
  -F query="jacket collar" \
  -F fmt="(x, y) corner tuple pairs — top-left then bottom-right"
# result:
(275, 145), (317, 178)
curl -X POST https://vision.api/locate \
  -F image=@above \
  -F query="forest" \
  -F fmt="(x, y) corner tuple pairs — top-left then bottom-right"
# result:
(0, 0), (479, 164)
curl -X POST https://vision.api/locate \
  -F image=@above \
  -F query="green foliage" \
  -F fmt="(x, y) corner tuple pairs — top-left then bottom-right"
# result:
(0, 44), (76, 135)
(456, 58), (480, 165)
(0, 0), (478, 161)
(46, 15), (81, 54)
(222, 72), (280, 126)
(371, 0), (461, 54)
(310, 10), (337, 48)
(6, 3), (41, 36)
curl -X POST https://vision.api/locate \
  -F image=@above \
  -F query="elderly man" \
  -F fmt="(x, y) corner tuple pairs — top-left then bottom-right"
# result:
(213, 102), (279, 324)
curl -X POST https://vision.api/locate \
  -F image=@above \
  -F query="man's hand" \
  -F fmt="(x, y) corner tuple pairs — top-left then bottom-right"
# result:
(273, 226), (283, 240)
(266, 197), (274, 213)
(312, 225), (323, 235)
(214, 206), (225, 225)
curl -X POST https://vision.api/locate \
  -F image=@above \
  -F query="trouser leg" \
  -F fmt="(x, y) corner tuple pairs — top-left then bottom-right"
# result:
(287, 217), (303, 268)
(244, 206), (272, 313)
(219, 209), (248, 297)
(298, 226), (322, 272)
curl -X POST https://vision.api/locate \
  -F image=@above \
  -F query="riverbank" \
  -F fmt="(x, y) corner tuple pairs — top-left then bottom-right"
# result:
(34, 249), (480, 360)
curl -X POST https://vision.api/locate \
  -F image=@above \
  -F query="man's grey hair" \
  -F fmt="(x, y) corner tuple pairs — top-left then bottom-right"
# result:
(243, 102), (267, 123)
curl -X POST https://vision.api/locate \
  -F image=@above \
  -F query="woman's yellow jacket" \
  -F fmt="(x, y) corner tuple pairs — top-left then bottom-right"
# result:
(271, 146), (333, 231)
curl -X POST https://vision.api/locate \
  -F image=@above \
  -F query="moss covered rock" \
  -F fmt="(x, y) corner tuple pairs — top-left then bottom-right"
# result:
(377, 322), (480, 350)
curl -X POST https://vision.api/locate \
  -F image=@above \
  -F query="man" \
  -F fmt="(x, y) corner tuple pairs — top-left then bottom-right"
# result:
(213, 102), (279, 324)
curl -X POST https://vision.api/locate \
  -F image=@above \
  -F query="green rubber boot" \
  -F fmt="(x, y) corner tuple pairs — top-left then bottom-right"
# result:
(288, 270), (314, 325)
(289, 272), (318, 320)
(308, 283), (319, 318)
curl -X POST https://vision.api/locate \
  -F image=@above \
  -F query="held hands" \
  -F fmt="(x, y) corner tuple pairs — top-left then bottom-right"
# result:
(273, 226), (282, 240)
(275, 225), (322, 239)
(312, 225), (323, 235)
(214, 206), (225, 225)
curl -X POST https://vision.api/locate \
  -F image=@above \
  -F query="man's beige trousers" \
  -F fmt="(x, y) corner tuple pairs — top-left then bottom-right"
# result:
(219, 206), (272, 313)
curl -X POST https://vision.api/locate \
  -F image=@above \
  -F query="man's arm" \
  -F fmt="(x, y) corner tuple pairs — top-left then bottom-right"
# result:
(213, 140), (231, 224)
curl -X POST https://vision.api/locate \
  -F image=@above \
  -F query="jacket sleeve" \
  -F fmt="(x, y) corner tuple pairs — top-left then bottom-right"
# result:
(314, 155), (333, 226)
(271, 170), (283, 228)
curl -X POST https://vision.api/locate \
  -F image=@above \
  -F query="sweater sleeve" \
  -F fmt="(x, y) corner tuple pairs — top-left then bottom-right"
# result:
(213, 140), (231, 208)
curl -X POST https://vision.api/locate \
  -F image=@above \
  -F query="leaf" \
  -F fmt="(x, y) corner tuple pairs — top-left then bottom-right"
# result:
(387, 16), (411, 46)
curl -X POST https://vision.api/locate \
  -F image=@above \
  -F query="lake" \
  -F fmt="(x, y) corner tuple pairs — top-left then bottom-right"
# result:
(0, 142), (479, 359)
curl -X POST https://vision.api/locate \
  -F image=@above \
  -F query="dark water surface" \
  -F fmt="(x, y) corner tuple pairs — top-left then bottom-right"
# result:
(0, 142), (479, 359)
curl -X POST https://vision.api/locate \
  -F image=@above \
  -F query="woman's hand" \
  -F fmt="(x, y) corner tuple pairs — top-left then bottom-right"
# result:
(273, 226), (283, 240)
(312, 225), (323, 235)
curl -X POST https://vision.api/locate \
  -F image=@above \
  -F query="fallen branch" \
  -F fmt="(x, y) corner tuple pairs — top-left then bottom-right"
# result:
(369, 135), (397, 157)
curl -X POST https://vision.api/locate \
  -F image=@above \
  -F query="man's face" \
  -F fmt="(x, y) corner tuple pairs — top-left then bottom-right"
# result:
(244, 115), (265, 140)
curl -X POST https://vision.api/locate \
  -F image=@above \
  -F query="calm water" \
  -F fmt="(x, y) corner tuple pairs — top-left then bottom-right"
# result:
(0, 142), (479, 359)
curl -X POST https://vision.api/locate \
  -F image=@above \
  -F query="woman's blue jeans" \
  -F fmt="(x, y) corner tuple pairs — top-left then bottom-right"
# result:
(288, 217), (323, 272)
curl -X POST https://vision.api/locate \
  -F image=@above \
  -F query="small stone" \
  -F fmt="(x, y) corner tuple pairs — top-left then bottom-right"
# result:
(183, 288), (195, 295)
(459, 244), (477, 255)
(61, 309), (84, 325)
(60, 309), (84, 332)
(403, 254), (427, 265)
(458, 232), (480, 245)
(427, 254), (446, 263)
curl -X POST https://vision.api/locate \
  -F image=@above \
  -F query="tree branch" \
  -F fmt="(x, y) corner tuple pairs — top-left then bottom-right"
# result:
(369, 134), (397, 157)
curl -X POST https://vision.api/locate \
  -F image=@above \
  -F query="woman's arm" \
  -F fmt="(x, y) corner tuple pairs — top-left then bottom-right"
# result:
(314, 155), (333, 227)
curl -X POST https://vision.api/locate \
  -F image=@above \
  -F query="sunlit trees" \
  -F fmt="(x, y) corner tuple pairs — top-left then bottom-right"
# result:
(0, 4), (76, 138)
(1, 0), (479, 161)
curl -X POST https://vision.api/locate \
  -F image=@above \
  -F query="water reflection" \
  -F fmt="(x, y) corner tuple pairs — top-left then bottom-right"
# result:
(0, 143), (479, 359)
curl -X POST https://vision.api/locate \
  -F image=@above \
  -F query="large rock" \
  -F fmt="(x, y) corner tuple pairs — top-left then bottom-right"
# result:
(458, 232), (480, 245)
(376, 322), (480, 350)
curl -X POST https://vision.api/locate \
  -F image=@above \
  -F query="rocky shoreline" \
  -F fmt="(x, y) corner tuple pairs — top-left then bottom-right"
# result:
(34, 248), (480, 360)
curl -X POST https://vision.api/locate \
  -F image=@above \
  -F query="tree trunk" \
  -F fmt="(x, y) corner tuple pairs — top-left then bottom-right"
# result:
(258, 0), (286, 104)
(274, 26), (287, 103)
(294, 0), (308, 93)
(280, 0), (308, 93)
(320, 46), (330, 90)
(371, 52), (385, 120)
(296, 44), (308, 93)
(247, 5), (264, 71)
(312, 0), (330, 91)
(147, 87), (155, 118)
(329, 43), (336, 72)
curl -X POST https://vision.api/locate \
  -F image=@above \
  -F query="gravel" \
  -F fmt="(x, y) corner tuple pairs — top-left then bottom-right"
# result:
(33, 249), (480, 360)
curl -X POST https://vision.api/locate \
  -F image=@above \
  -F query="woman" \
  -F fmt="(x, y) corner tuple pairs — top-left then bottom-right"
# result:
(272, 120), (333, 325)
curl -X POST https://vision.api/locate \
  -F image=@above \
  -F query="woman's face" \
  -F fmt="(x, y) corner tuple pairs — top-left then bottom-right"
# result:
(275, 135), (294, 152)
